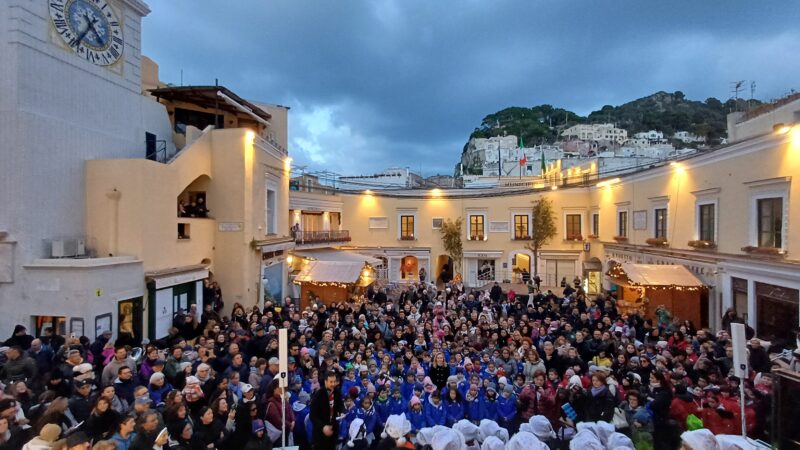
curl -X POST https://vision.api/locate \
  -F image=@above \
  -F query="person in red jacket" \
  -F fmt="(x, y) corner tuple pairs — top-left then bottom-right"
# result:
(698, 394), (738, 435)
(669, 384), (700, 431)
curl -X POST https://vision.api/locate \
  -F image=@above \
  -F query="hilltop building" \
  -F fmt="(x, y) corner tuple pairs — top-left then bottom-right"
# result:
(561, 123), (629, 144)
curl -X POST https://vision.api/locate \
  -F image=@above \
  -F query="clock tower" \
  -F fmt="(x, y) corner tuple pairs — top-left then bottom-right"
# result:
(0, 0), (176, 333)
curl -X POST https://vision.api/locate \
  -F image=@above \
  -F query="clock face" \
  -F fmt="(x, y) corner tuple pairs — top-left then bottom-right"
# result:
(49, 0), (124, 66)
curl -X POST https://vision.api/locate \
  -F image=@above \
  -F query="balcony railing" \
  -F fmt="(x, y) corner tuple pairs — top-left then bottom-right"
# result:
(293, 230), (351, 245)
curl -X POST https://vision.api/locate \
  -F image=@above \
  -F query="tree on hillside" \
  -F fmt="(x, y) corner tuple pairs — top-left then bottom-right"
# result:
(525, 197), (557, 277)
(439, 218), (464, 275)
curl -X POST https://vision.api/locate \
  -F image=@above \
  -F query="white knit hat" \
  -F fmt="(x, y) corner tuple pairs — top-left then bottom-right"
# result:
(381, 414), (411, 445)
(347, 418), (365, 447)
(680, 429), (720, 450)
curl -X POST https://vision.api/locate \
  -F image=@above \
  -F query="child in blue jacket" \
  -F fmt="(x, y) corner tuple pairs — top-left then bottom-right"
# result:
(483, 384), (498, 421)
(464, 384), (484, 423)
(496, 384), (517, 433)
(388, 386), (406, 416)
(424, 390), (446, 427)
(355, 396), (378, 441)
(374, 387), (391, 430)
(339, 396), (358, 441)
(443, 388), (466, 426)
(400, 372), (416, 400)
(407, 395), (425, 432)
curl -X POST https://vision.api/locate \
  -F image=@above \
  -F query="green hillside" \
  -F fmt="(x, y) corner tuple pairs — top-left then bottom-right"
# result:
(469, 91), (759, 147)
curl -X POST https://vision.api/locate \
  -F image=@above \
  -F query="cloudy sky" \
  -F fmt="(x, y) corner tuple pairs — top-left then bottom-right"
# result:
(142, 1), (800, 177)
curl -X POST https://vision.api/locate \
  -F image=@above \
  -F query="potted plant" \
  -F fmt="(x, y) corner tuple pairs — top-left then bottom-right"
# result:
(646, 237), (669, 247)
(741, 246), (783, 256)
(613, 235), (628, 242)
(688, 240), (716, 250)
(566, 234), (583, 241)
(587, 234), (599, 239)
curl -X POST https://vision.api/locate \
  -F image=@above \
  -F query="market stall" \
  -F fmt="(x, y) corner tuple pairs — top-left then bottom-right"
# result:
(293, 258), (376, 309)
(607, 262), (707, 327)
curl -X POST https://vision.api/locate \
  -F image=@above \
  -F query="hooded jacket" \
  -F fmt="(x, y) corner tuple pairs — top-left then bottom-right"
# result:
(424, 397), (446, 427)
(444, 397), (465, 425)
(496, 393), (517, 422)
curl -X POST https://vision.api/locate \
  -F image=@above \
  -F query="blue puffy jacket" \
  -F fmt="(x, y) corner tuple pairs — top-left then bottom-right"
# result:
(388, 397), (405, 416)
(424, 397), (446, 427)
(356, 406), (378, 434)
(408, 409), (425, 432)
(374, 397), (391, 426)
(496, 394), (517, 422)
(444, 399), (465, 425)
(401, 382), (415, 401)
(483, 398), (498, 421)
(465, 397), (484, 422)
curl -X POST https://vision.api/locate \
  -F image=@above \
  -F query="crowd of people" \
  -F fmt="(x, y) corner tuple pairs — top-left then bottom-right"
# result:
(0, 277), (779, 450)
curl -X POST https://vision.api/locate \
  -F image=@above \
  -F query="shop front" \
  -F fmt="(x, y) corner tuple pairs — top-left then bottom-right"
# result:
(721, 260), (800, 342)
(146, 265), (208, 340)
(464, 251), (502, 287)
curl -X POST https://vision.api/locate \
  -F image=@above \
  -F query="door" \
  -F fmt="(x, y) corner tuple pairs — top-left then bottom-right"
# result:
(544, 259), (577, 288)
(545, 260), (558, 286)
(466, 259), (478, 287)
(557, 260), (576, 285)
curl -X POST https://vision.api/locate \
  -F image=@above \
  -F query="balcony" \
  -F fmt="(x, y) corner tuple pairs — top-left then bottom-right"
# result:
(294, 230), (351, 245)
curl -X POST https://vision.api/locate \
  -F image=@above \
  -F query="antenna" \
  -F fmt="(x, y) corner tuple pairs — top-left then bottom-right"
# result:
(731, 80), (745, 112)
(749, 81), (756, 111)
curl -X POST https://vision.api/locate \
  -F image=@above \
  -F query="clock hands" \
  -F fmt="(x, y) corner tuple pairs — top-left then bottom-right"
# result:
(83, 12), (105, 46)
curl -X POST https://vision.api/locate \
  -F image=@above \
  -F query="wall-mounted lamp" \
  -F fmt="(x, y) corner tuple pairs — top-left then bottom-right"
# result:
(773, 123), (792, 135)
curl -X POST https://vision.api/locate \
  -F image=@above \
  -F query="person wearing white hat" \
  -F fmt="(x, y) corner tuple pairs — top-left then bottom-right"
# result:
(477, 419), (508, 444)
(347, 418), (368, 450)
(569, 429), (605, 450)
(377, 414), (412, 450)
(507, 431), (549, 450)
(606, 431), (636, 449)
(452, 419), (480, 450)
(430, 428), (464, 450)
(480, 435), (504, 450)
(680, 429), (720, 450)
(528, 415), (557, 444)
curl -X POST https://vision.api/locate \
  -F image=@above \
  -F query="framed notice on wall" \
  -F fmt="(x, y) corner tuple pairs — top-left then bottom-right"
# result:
(633, 210), (647, 230)
(94, 313), (112, 339)
(368, 217), (388, 229)
(70, 318), (84, 338)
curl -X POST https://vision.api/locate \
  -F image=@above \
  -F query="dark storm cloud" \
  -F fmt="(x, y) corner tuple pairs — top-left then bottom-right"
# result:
(142, 1), (800, 175)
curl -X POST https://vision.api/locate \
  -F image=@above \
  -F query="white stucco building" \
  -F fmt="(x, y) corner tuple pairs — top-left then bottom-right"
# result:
(561, 123), (628, 144)
(0, 0), (292, 340)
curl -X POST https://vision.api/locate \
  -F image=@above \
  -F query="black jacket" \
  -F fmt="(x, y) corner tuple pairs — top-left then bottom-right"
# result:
(583, 387), (616, 422)
(309, 386), (344, 444)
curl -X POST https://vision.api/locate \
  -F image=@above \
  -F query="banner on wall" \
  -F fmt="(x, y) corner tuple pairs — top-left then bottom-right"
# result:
(262, 263), (284, 304)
